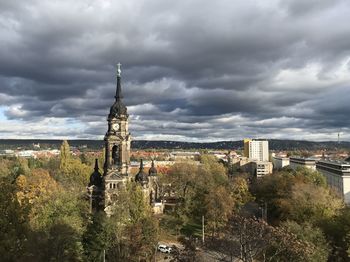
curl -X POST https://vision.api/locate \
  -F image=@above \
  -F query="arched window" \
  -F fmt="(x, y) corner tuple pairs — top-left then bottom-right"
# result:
(112, 145), (119, 165)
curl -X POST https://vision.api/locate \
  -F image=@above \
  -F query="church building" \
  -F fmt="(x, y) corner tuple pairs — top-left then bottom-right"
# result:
(87, 64), (162, 215)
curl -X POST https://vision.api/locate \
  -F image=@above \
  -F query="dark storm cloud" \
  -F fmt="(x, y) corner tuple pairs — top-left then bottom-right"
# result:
(0, 0), (350, 141)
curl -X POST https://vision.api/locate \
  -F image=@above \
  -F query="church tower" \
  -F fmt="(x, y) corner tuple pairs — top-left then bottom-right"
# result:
(103, 63), (131, 211)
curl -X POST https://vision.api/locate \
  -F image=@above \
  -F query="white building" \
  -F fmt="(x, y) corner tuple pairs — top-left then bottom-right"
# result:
(289, 157), (317, 171)
(316, 160), (350, 204)
(244, 139), (269, 162)
(253, 161), (273, 178)
(272, 156), (290, 169)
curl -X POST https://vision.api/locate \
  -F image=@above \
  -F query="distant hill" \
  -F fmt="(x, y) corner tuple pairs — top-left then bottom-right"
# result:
(0, 139), (349, 151)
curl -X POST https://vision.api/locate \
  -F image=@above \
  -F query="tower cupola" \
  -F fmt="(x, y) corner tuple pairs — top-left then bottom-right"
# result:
(135, 159), (149, 186)
(148, 160), (158, 176)
(89, 159), (102, 187)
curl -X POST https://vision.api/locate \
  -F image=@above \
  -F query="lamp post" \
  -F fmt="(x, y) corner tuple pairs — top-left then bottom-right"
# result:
(202, 215), (205, 244)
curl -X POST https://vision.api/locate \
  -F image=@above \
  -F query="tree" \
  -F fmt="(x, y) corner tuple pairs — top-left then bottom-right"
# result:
(293, 167), (327, 187)
(23, 189), (87, 261)
(279, 183), (343, 224)
(321, 207), (350, 261)
(204, 186), (235, 236)
(171, 236), (203, 262)
(58, 141), (92, 188)
(0, 177), (30, 261)
(83, 212), (108, 262)
(15, 168), (60, 205)
(0, 157), (12, 178)
(231, 176), (254, 210)
(59, 140), (71, 173)
(280, 220), (330, 262)
(104, 182), (159, 261)
(207, 215), (313, 262)
(251, 171), (295, 223)
(167, 161), (198, 200)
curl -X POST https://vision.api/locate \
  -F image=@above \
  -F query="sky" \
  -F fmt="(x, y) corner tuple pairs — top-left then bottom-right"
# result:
(0, 0), (349, 142)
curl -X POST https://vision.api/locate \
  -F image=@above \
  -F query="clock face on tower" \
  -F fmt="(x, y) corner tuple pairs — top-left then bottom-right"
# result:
(112, 123), (119, 131)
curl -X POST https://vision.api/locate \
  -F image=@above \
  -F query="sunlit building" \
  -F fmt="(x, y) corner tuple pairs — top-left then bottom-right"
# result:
(243, 139), (269, 162)
(316, 160), (350, 204)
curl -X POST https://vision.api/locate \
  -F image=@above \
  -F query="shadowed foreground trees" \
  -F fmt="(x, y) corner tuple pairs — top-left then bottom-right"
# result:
(0, 177), (30, 261)
(251, 167), (344, 261)
(207, 215), (315, 262)
(83, 182), (159, 262)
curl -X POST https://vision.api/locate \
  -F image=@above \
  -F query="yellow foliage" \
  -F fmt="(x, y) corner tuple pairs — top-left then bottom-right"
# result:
(16, 168), (61, 204)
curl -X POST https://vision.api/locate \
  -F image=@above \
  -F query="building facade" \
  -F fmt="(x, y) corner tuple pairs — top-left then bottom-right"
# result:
(316, 160), (350, 204)
(253, 161), (273, 177)
(102, 64), (132, 214)
(244, 139), (269, 162)
(272, 156), (290, 169)
(289, 157), (317, 171)
(88, 64), (161, 215)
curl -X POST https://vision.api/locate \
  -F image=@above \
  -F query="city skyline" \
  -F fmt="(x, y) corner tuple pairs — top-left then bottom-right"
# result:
(0, 0), (349, 142)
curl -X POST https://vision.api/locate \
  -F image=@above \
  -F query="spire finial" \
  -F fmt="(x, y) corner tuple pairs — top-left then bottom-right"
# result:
(117, 62), (121, 77)
(115, 63), (122, 99)
(139, 159), (144, 170)
(94, 159), (99, 171)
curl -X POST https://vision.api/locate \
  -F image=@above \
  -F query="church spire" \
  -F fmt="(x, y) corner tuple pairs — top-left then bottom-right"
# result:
(115, 63), (122, 100)
(139, 159), (144, 170)
(108, 63), (127, 118)
(94, 158), (99, 171)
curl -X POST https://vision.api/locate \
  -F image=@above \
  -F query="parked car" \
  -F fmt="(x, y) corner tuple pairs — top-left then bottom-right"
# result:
(158, 244), (172, 253)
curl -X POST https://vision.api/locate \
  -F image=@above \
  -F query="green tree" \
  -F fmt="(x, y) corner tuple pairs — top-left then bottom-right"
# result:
(322, 207), (350, 261)
(83, 212), (108, 262)
(204, 185), (235, 236)
(293, 167), (327, 187)
(104, 182), (159, 261)
(251, 171), (295, 223)
(279, 183), (343, 224)
(24, 189), (87, 261)
(0, 157), (12, 178)
(58, 141), (92, 188)
(208, 215), (313, 262)
(280, 220), (330, 262)
(59, 140), (71, 173)
(0, 177), (30, 261)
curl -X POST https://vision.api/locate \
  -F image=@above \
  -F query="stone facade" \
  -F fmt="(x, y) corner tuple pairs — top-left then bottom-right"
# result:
(88, 64), (162, 215)
(103, 65), (131, 213)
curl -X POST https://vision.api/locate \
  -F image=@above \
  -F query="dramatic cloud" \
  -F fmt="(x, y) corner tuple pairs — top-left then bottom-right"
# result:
(0, 0), (349, 141)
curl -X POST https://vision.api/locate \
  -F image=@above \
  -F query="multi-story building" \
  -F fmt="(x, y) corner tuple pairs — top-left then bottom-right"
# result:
(243, 139), (269, 162)
(289, 157), (317, 171)
(253, 161), (273, 177)
(316, 160), (350, 204)
(272, 156), (290, 169)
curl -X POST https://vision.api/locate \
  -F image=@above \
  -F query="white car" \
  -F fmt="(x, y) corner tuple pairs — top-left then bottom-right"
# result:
(158, 244), (172, 253)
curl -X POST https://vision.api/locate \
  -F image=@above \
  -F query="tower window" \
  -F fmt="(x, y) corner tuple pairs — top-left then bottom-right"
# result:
(112, 145), (119, 165)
